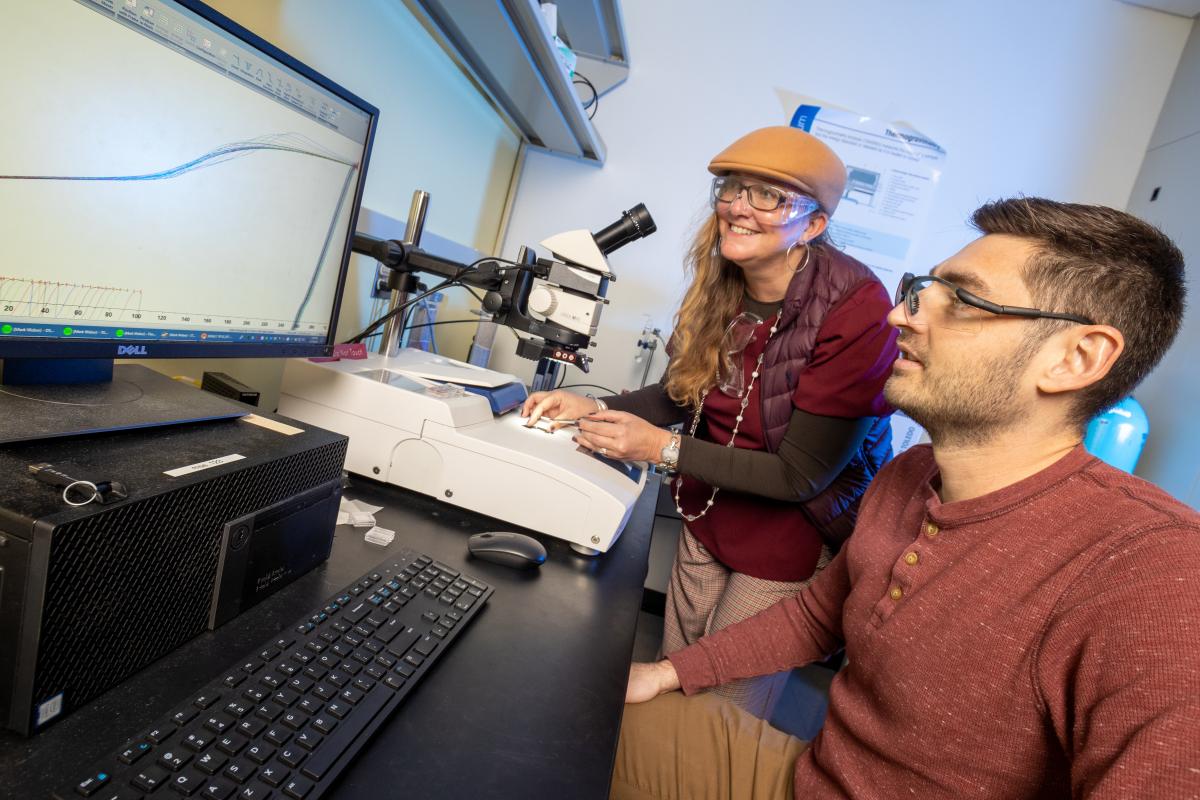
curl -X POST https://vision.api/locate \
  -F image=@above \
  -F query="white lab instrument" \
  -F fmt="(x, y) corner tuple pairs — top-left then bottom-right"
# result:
(278, 348), (646, 554)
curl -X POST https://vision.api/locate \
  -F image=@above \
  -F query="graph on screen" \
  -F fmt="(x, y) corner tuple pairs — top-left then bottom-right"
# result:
(0, 0), (371, 344)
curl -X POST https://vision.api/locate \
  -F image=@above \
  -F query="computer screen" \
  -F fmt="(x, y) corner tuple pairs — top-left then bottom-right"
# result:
(0, 0), (377, 364)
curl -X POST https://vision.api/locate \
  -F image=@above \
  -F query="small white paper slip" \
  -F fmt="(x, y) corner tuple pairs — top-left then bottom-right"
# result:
(364, 526), (395, 546)
(336, 511), (351, 526)
(353, 501), (384, 515)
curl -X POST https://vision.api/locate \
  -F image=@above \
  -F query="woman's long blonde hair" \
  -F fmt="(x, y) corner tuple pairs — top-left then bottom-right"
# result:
(664, 213), (827, 411)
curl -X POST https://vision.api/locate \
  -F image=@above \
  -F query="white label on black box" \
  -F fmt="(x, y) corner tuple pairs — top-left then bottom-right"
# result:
(36, 693), (63, 726)
(164, 453), (246, 477)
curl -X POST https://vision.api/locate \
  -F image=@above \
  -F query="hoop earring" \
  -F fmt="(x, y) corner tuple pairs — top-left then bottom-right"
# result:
(786, 240), (812, 273)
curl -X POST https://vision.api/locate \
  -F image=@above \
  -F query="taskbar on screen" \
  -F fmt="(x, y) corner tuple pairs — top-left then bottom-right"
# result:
(0, 321), (326, 345)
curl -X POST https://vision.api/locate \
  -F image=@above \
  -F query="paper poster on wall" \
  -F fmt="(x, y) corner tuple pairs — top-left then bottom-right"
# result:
(789, 103), (947, 455)
(790, 103), (946, 292)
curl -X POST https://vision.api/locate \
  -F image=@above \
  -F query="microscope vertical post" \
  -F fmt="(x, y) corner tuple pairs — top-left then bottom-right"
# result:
(378, 190), (430, 357)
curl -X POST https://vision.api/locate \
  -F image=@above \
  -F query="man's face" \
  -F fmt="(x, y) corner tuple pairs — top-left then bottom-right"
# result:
(883, 235), (1048, 447)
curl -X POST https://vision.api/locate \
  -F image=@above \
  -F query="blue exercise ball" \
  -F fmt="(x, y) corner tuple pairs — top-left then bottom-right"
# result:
(1084, 396), (1149, 474)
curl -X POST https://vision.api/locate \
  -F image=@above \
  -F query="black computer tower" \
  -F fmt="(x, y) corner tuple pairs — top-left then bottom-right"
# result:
(0, 414), (348, 735)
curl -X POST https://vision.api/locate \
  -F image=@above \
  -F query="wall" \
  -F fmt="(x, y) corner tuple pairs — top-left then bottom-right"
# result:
(146, 0), (521, 409)
(1128, 19), (1200, 507)
(493, 0), (1191, 396)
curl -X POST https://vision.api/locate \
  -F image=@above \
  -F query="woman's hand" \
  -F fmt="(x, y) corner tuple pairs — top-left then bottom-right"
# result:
(521, 390), (600, 429)
(625, 660), (681, 704)
(574, 410), (673, 463)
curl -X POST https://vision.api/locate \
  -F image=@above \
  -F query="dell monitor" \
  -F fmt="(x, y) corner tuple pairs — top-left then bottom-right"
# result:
(0, 0), (377, 442)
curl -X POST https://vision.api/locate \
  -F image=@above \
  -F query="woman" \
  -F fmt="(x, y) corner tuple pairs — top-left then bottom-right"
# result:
(522, 126), (898, 716)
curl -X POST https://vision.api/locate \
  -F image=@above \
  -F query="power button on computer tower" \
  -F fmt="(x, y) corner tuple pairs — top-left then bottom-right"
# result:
(231, 524), (251, 551)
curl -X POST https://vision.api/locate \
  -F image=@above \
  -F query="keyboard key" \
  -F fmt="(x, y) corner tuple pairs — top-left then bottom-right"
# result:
(244, 743), (275, 764)
(243, 686), (267, 704)
(297, 696), (322, 715)
(192, 692), (222, 710)
(282, 775), (314, 799)
(293, 728), (321, 751)
(224, 700), (251, 719)
(195, 751), (227, 776)
(201, 779), (236, 799)
(413, 636), (438, 657)
(172, 708), (199, 726)
(168, 769), (205, 796)
(263, 726), (291, 746)
(216, 733), (248, 756)
(254, 702), (283, 722)
(182, 730), (213, 752)
(310, 715), (337, 734)
(118, 742), (152, 764)
(237, 780), (273, 799)
(132, 766), (169, 792)
(74, 770), (110, 796)
(158, 748), (193, 771)
(222, 759), (253, 784)
(236, 718), (267, 738)
(277, 747), (306, 768)
(222, 673), (246, 690)
(280, 711), (307, 731)
(258, 764), (288, 788)
(203, 712), (236, 734)
(341, 601), (370, 624)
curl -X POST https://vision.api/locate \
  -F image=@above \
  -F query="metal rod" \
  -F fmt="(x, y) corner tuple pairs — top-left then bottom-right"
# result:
(378, 190), (431, 357)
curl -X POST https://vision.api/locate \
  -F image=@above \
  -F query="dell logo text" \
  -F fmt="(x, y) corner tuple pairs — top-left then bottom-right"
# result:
(116, 345), (148, 356)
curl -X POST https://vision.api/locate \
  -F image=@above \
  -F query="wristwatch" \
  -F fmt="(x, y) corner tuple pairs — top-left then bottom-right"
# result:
(658, 432), (681, 473)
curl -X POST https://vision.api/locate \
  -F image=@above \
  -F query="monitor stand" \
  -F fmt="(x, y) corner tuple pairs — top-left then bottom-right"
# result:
(0, 363), (249, 445)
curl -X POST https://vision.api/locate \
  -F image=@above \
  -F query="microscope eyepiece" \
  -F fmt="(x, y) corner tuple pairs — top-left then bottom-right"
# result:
(592, 203), (657, 256)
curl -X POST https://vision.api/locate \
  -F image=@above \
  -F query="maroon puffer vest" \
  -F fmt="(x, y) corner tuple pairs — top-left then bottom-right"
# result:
(760, 244), (894, 548)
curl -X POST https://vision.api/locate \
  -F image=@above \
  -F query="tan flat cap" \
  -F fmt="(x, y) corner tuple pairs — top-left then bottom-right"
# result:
(708, 126), (847, 215)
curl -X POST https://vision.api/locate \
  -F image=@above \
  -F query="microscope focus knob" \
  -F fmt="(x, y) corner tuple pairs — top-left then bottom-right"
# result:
(528, 285), (557, 316)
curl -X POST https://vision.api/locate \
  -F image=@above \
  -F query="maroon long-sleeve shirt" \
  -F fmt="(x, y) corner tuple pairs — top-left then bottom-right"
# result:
(668, 444), (1200, 798)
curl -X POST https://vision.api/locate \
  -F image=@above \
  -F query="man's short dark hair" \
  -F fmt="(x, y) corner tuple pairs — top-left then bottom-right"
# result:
(971, 197), (1185, 428)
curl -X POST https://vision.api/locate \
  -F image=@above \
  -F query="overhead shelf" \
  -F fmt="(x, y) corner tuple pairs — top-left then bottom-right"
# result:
(407, 0), (631, 164)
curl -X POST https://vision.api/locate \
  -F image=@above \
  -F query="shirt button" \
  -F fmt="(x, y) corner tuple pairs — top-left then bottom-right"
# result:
(924, 522), (940, 538)
(889, 586), (903, 601)
(904, 552), (919, 566)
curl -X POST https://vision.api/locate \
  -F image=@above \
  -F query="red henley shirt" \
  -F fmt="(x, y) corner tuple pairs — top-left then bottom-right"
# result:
(668, 444), (1200, 798)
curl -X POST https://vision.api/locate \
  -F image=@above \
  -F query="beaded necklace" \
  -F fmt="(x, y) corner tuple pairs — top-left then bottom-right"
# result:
(674, 308), (783, 522)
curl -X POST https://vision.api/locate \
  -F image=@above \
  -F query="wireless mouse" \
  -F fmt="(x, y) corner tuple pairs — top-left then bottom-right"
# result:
(467, 531), (547, 569)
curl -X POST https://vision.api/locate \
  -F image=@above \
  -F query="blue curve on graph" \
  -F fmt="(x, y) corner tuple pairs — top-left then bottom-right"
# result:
(0, 133), (359, 329)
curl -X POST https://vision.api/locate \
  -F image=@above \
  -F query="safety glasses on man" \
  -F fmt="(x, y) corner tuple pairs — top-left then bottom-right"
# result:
(895, 272), (1095, 335)
(710, 174), (819, 225)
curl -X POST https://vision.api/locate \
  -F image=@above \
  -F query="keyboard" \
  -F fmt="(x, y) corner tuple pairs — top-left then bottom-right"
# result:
(62, 548), (493, 800)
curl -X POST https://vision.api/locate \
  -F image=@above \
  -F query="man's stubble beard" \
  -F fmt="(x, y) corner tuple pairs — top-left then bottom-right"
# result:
(884, 347), (1034, 449)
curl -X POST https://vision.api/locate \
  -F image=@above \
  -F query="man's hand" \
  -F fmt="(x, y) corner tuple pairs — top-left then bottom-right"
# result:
(575, 410), (673, 463)
(521, 390), (600, 429)
(625, 659), (681, 704)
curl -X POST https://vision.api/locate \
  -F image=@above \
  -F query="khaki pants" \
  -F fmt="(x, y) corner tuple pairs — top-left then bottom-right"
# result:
(662, 526), (830, 717)
(610, 691), (808, 800)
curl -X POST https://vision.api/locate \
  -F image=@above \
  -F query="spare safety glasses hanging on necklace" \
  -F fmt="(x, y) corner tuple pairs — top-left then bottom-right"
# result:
(717, 311), (763, 398)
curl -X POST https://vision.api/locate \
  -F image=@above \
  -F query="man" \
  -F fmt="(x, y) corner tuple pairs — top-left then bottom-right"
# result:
(613, 197), (1200, 800)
